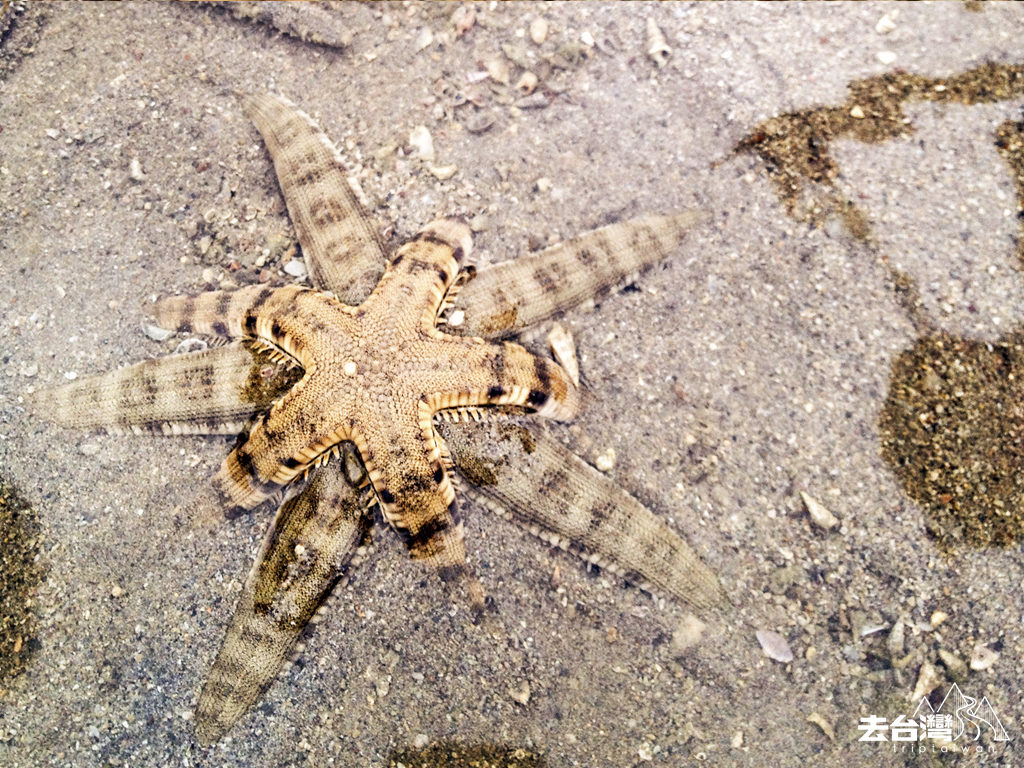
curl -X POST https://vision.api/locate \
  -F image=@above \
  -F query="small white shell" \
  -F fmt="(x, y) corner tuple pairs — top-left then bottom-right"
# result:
(646, 18), (671, 68)
(970, 643), (1000, 671)
(756, 629), (793, 663)
(548, 321), (579, 386)
(801, 491), (839, 530)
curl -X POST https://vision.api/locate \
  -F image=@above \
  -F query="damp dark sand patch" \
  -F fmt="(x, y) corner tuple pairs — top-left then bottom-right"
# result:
(0, 478), (43, 682)
(736, 62), (1024, 256)
(736, 61), (1024, 551)
(387, 741), (546, 768)
(879, 333), (1024, 551)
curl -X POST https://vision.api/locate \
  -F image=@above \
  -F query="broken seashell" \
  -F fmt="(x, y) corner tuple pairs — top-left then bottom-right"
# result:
(548, 321), (579, 386)
(516, 71), (539, 95)
(646, 18), (671, 68)
(969, 643), (999, 671)
(801, 491), (839, 530)
(756, 629), (793, 663)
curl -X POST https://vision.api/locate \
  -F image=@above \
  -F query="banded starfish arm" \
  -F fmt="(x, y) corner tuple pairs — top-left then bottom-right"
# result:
(212, 370), (353, 511)
(419, 336), (581, 421)
(438, 416), (725, 611)
(450, 212), (705, 338)
(196, 454), (372, 745)
(369, 218), (473, 333)
(31, 343), (282, 435)
(243, 93), (387, 304)
(153, 285), (320, 358)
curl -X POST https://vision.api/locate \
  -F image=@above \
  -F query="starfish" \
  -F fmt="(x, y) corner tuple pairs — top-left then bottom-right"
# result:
(33, 93), (723, 744)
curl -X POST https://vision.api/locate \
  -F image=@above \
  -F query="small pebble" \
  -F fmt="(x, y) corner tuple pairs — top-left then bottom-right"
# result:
(930, 610), (949, 628)
(849, 105), (865, 119)
(110, 584), (124, 598)
(756, 629), (793, 663)
(19, 364), (38, 378)
(887, 619), (905, 659)
(428, 164), (458, 181)
(78, 442), (101, 456)
(515, 92), (549, 110)
(530, 16), (548, 45)
(595, 447), (616, 472)
(142, 323), (175, 342)
(412, 733), (429, 749)
(876, 50), (897, 65)
(463, 109), (496, 134)
(516, 71), (539, 95)
(730, 731), (743, 749)
(129, 157), (146, 182)
(937, 648), (967, 681)
(646, 18), (671, 68)
(534, 176), (552, 193)
(45, 127), (60, 139)
(875, 11), (898, 34)
(485, 55), (511, 85)
(451, 5), (475, 37)
(414, 27), (433, 52)
(637, 742), (654, 761)
(510, 681), (531, 705)
(910, 660), (942, 702)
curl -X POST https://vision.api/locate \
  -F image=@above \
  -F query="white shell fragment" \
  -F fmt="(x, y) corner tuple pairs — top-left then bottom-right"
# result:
(516, 71), (539, 95)
(414, 27), (433, 52)
(801, 492), (839, 530)
(595, 447), (616, 472)
(427, 163), (458, 181)
(756, 629), (793, 663)
(548, 321), (579, 386)
(408, 125), (435, 161)
(806, 712), (835, 741)
(646, 18), (671, 68)
(529, 16), (548, 45)
(910, 660), (942, 703)
(129, 156), (146, 182)
(875, 11), (898, 34)
(970, 643), (1000, 671)
(142, 322), (175, 342)
(283, 258), (308, 278)
(671, 613), (707, 654)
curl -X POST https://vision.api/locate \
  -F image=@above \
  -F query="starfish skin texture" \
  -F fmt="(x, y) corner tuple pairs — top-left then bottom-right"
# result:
(34, 93), (722, 744)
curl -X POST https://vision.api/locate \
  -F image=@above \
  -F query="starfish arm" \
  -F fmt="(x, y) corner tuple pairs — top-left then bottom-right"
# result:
(212, 365), (361, 510)
(29, 343), (286, 435)
(153, 285), (333, 370)
(370, 218), (473, 333)
(243, 93), (387, 304)
(439, 416), (725, 611)
(196, 457), (372, 745)
(420, 337), (580, 421)
(450, 212), (704, 338)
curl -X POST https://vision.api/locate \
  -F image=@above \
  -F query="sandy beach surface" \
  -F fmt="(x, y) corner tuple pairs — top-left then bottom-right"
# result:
(1, 2), (1022, 766)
